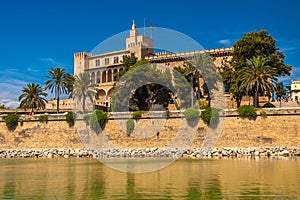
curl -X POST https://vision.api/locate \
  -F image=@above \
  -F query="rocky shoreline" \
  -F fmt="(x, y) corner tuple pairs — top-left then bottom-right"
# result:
(1, 147), (300, 159)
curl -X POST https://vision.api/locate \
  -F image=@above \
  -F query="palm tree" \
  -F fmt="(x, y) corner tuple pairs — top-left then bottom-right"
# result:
(72, 72), (96, 112)
(19, 83), (48, 112)
(45, 68), (71, 113)
(65, 74), (75, 97)
(238, 56), (277, 107)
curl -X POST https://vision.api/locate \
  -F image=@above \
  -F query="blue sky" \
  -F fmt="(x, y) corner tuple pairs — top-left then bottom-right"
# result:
(0, 0), (300, 108)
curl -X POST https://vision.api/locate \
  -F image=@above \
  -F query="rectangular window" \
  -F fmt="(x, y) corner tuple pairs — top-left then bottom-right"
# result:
(113, 56), (119, 64)
(105, 58), (109, 65)
(95, 59), (100, 66)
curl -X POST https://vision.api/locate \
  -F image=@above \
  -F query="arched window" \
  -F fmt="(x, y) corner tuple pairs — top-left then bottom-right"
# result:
(91, 72), (95, 84)
(108, 70), (112, 82)
(102, 71), (106, 83)
(96, 71), (100, 83)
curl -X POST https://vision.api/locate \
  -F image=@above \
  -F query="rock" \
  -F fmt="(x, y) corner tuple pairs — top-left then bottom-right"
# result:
(254, 150), (260, 156)
(279, 150), (289, 157)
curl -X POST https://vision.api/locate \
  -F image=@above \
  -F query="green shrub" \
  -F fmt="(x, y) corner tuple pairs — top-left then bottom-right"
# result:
(5, 113), (19, 130)
(95, 110), (108, 127)
(89, 110), (108, 133)
(83, 114), (90, 125)
(20, 118), (23, 126)
(89, 113), (99, 132)
(260, 110), (267, 118)
(126, 119), (135, 136)
(184, 108), (200, 127)
(162, 110), (170, 118)
(38, 115), (48, 123)
(200, 107), (219, 127)
(238, 105), (257, 119)
(66, 112), (74, 127)
(132, 110), (143, 119)
(262, 102), (276, 108)
(184, 108), (200, 119)
(199, 100), (208, 109)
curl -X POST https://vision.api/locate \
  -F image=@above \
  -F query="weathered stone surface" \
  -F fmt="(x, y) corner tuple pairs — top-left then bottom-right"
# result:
(0, 111), (300, 155)
(0, 147), (299, 159)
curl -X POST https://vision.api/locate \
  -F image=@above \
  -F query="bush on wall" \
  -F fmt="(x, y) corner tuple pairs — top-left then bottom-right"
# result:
(5, 113), (19, 130)
(200, 107), (219, 128)
(238, 105), (257, 119)
(66, 112), (75, 127)
(132, 111), (143, 119)
(184, 108), (200, 127)
(126, 118), (135, 136)
(89, 110), (108, 134)
(38, 115), (48, 123)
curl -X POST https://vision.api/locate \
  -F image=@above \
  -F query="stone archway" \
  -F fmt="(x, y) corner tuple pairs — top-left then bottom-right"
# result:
(102, 71), (107, 83)
(113, 68), (118, 81)
(106, 88), (114, 107)
(96, 71), (100, 84)
(96, 89), (106, 106)
(91, 72), (95, 84)
(108, 70), (112, 82)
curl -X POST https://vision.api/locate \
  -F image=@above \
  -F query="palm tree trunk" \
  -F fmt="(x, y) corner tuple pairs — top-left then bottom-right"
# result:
(56, 85), (60, 113)
(254, 89), (259, 107)
(236, 96), (241, 108)
(82, 94), (86, 112)
(57, 96), (59, 113)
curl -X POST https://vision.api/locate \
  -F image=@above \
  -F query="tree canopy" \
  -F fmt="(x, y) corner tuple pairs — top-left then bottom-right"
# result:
(45, 67), (72, 113)
(238, 56), (277, 107)
(72, 72), (96, 112)
(221, 30), (292, 107)
(19, 83), (48, 112)
(231, 30), (291, 76)
(275, 82), (287, 100)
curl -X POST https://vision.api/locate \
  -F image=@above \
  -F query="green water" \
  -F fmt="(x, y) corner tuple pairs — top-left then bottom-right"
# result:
(0, 158), (299, 199)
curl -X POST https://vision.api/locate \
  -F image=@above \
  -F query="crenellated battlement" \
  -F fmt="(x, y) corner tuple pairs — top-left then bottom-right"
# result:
(74, 52), (93, 75)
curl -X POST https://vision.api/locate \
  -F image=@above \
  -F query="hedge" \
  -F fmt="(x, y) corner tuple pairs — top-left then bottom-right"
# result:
(200, 107), (219, 127)
(126, 119), (135, 136)
(5, 113), (19, 130)
(66, 112), (75, 127)
(238, 105), (257, 119)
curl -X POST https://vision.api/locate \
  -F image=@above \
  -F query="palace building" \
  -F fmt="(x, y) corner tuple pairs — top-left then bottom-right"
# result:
(73, 21), (233, 109)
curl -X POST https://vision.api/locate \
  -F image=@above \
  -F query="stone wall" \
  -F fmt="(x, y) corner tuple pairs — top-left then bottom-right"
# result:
(0, 110), (300, 149)
(0, 121), (83, 149)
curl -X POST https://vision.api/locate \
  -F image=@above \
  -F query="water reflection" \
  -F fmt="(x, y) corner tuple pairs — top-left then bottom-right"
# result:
(0, 158), (299, 199)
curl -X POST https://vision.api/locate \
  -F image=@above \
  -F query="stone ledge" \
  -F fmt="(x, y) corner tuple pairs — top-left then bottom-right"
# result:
(1, 147), (299, 159)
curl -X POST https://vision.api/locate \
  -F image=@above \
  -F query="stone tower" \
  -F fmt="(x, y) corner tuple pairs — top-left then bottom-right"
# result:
(73, 52), (93, 75)
(125, 20), (154, 60)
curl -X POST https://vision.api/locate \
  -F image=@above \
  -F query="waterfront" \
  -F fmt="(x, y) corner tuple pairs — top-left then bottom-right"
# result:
(0, 158), (299, 199)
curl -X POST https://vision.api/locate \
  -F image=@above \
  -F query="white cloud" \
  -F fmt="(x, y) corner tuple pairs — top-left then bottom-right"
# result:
(218, 39), (231, 46)
(40, 58), (65, 67)
(0, 99), (20, 108)
(281, 47), (297, 53)
(27, 67), (40, 73)
(278, 66), (300, 84)
(0, 83), (22, 108)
